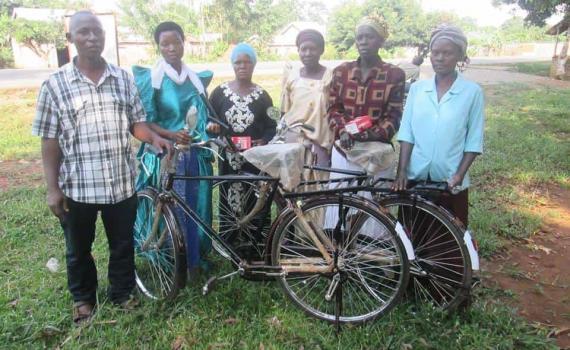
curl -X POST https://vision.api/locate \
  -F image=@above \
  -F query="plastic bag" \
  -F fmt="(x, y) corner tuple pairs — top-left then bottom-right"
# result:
(242, 143), (305, 191)
(335, 140), (396, 175)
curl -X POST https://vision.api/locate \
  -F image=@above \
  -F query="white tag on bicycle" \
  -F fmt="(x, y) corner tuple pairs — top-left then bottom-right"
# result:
(395, 222), (415, 261)
(345, 122), (360, 135)
(464, 230), (479, 271)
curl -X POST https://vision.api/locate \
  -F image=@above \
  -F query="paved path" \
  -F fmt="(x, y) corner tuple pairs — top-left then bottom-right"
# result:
(2, 56), (567, 89)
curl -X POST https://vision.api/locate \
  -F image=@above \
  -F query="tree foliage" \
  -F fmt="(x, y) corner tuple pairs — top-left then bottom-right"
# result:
(499, 17), (550, 42)
(493, 0), (569, 26)
(118, 0), (199, 44)
(204, 0), (299, 44)
(297, 1), (329, 24)
(328, 0), (473, 55)
(11, 18), (65, 60)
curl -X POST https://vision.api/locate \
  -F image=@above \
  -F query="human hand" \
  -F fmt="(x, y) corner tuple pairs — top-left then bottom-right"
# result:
(447, 173), (464, 192)
(47, 187), (68, 219)
(391, 173), (408, 192)
(206, 122), (221, 135)
(170, 130), (191, 145)
(151, 136), (173, 159)
(252, 138), (267, 147)
(357, 129), (384, 142)
(339, 131), (353, 149)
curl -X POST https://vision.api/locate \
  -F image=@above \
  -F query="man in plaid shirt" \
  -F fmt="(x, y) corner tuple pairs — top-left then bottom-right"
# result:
(32, 11), (171, 325)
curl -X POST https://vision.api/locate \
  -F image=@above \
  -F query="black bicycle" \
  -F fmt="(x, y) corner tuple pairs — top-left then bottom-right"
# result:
(369, 179), (479, 311)
(132, 111), (410, 324)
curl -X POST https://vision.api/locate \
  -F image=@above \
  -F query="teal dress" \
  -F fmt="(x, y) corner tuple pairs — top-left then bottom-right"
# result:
(133, 65), (213, 270)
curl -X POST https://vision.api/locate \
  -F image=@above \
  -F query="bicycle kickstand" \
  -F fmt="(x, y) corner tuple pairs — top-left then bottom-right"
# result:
(202, 267), (244, 296)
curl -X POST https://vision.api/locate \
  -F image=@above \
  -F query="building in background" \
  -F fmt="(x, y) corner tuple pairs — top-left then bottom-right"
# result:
(10, 8), (119, 69)
(269, 21), (326, 56)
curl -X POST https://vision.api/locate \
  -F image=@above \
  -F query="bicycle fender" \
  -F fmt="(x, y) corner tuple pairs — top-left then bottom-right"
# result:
(464, 230), (479, 271)
(395, 222), (415, 261)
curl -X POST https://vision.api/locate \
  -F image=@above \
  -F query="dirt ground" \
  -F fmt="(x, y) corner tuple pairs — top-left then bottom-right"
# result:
(0, 159), (43, 191)
(483, 184), (570, 348)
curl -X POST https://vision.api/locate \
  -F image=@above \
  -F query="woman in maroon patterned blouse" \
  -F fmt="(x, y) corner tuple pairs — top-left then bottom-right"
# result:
(327, 14), (406, 178)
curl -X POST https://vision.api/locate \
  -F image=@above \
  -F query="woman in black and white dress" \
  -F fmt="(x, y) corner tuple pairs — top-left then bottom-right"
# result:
(208, 43), (276, 257)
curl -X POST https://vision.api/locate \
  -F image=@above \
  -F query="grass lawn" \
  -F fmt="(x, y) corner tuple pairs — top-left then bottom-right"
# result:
(509, 61), (552, 77)
(1, 78), (568, 349)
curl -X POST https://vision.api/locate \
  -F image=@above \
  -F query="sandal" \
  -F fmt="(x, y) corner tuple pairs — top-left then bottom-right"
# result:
(73, 301), (94, 326)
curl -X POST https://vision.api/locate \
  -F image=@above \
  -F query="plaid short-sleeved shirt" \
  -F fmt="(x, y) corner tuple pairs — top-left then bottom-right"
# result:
(328, 58), (405, 142)
(32, 60), (146, 204)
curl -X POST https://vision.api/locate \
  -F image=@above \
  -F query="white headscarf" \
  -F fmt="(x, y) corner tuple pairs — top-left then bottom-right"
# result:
(150, 58), (205, 94)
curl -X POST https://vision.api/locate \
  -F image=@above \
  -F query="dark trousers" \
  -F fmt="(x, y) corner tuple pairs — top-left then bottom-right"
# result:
(434, 189), (469, 227)
(60, 195), (137, 305)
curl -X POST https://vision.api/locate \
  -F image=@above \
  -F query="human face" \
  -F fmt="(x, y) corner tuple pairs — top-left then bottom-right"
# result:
(355, 26), (383, 59)
(159, 30), (184, 66)
(298, 41), (323, 69)
(430, 38), (462, 76)
(232, 53), (255, 81)
(67, 14), (105, 60)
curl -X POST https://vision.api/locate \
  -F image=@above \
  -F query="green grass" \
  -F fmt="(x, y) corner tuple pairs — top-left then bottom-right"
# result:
(509, 61), (551, 77)
(469, 84), (570, 256)
(0, 190), (557, 349)
(1, 82), (569, 349)
(0, 89), (40, 161)
(0, 75), (281, 162)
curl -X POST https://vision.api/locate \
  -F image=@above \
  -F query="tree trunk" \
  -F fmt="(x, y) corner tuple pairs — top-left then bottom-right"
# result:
(555, 29), (569, 78)
(560, 29), (569, 60)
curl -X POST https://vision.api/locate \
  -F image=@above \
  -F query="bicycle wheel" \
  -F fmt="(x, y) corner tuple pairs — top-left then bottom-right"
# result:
(211, 180), (278, 262)
(134, 188), (186, 300)
(378, 196), (471, 310)
(271, 195), (409, 324)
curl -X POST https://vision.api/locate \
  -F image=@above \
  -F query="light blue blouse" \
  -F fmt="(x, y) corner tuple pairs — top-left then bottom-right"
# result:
(397, 74), (485, 187)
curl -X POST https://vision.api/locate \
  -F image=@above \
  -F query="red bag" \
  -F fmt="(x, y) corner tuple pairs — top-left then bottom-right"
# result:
(345, 115), (373, 135)
(231, 136), (252, 150)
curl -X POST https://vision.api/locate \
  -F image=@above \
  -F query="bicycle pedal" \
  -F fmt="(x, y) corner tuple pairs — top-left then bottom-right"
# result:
(202, 276), (217, 296)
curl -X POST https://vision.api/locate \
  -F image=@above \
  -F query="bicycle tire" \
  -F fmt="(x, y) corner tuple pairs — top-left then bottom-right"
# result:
(378, 196), (472, 310)
(271, 195), (409, 324)
(134, 187), (187, 300)
(211, 179), (277, 262)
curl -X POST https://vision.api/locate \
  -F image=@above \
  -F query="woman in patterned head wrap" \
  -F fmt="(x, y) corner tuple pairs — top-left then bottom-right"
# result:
(208, 43), (277, 260)
(280, 29), (333, 171)
(327, 13), (406, 181)
(394, 24), (485, 228)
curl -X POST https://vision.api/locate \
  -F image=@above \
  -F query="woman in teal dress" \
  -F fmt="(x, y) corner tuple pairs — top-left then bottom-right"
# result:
(133, 21), (213, 271)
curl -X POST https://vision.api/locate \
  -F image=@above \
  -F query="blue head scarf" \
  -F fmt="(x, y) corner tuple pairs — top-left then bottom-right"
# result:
(231, 43), (257, 65)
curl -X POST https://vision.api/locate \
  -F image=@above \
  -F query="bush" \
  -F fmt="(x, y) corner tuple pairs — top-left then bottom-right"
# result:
(321, 43), (342, 60)
(0, 46), (13, 68)
(206, 40), (229, 61)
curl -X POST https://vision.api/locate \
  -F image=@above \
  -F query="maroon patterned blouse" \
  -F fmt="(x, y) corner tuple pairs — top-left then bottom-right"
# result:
(328, 58), (406, 142)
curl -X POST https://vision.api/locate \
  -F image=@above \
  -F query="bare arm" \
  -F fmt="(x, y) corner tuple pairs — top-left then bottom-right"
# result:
(147, 123), (191, 145)
(392, 141), (414, 191)
(448, 152), (479, 188)
(131, 122), (173, 155)
(41, 138), (67, 219)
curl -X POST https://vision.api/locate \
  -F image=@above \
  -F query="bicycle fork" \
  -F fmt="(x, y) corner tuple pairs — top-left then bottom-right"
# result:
(142, 200), (164, 252)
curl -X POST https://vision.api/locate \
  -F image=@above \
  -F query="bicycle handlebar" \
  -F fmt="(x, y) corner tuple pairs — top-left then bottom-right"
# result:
(199, 93), (231, 131)
(374, 177), (462, 195)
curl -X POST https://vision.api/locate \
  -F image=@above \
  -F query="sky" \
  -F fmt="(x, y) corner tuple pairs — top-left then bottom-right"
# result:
(92, 0), (561, 28)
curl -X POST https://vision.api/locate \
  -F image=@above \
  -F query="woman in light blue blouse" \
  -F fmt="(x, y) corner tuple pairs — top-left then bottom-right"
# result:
(393, 24), (484, 226)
